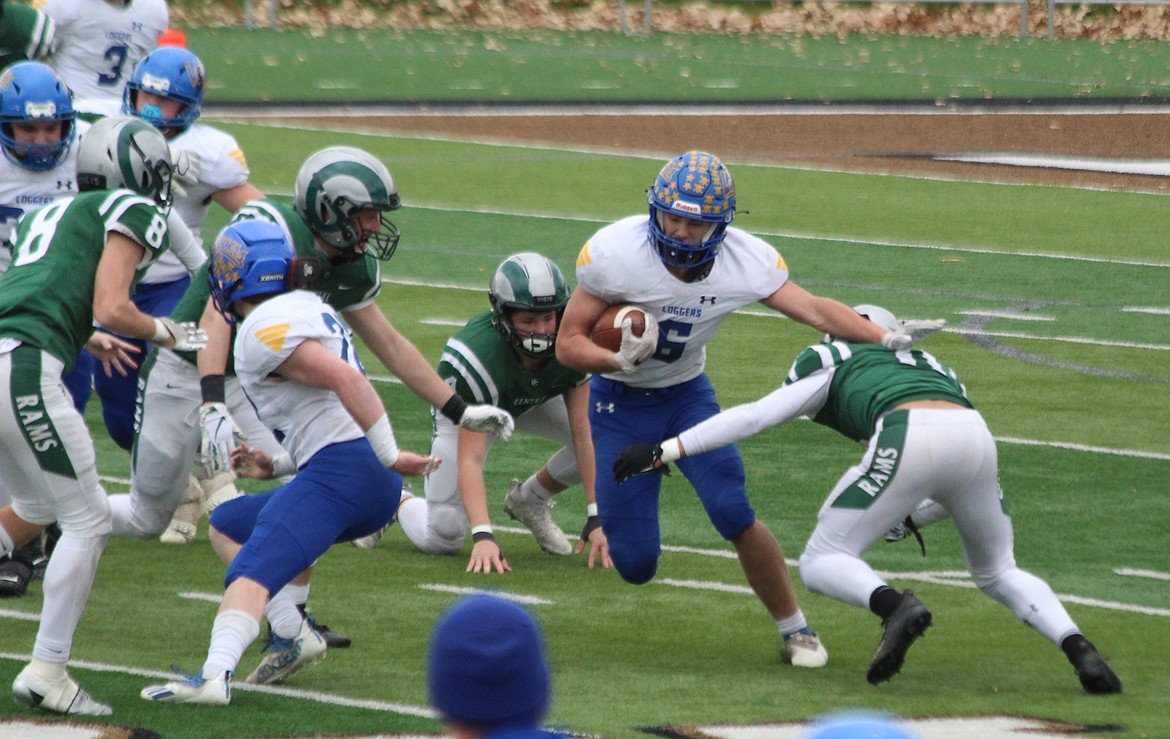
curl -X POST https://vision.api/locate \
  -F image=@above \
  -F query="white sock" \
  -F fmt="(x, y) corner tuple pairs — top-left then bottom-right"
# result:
(33, 533), (107, 664)
(521, 474), (554, 502)
(775, 610), (809, 638)
(204, 609), (260, 677)
(265, 587), (305, 639)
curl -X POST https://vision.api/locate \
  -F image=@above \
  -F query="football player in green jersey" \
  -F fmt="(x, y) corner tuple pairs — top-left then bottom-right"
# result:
(614, 304), (1122, 695)
(383, 252), (611, 573)
(0, 116), (207, 717)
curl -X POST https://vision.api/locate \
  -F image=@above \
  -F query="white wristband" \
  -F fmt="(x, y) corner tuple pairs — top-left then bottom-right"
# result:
(660, 438), (683, 465)
(471, 524), (493, 535)
(586, 502), (599, 517)
(271, 453), (297, 478)
(365, 415), (400, 469)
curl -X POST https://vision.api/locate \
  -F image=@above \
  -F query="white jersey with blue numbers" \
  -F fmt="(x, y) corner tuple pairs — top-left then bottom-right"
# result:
(576, 214), (788, 388)
(0, 118), (90, 274)
(234, 289), (366, 469)
(35, 0), (168, 116)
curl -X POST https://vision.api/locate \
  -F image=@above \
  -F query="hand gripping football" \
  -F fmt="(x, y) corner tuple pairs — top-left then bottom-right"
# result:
(590, 305), (647, 352)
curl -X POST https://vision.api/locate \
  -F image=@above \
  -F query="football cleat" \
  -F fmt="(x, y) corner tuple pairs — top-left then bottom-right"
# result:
(867, 590), (932, 685)
(0, 555), (33, 597)
(352, 520), (393, 550)
(296, 603), (352, 649)
(504, 480), (572, 556)
(159, 476), (204, 544)
(884, 515), (926, 556)
(13, 665), (113, 716)
(246, 618), (327, 684)
(141, 668), (231, 705)
(783, 628), (829, 669)
(1067, 640), (1123, 694)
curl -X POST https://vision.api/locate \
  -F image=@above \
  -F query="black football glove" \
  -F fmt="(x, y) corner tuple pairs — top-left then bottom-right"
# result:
(613, 443), (668, 483)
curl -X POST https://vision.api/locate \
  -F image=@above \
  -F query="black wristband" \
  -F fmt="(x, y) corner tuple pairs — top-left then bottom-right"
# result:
(440, 394), (468, 424)
(580, 515), (601, 541)
(471, 531), (496, 544)
(200, 374), (226, 404)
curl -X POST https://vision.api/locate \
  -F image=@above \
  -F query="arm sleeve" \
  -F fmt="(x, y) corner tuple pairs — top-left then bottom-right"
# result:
(677, 373), (833, 456)
(166, 210), (208, 274)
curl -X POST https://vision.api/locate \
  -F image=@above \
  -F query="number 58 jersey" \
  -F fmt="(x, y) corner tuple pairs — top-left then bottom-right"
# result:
(234, 289), (367, 468)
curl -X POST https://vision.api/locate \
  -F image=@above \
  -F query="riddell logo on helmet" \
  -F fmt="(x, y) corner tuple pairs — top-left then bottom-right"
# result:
(670, 201), (702, 216)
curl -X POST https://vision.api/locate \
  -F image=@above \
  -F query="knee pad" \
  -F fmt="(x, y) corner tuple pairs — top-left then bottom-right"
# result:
(427, 505), (468, 555)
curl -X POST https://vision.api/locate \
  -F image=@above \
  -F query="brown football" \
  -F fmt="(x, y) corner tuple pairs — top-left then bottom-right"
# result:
(590, 305), (647, 352)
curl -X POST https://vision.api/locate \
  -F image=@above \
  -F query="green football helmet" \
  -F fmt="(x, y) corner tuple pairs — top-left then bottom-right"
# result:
(489, 252), (570, 358)
(76, 115), (173, 206)
(293, 145), (401, 261)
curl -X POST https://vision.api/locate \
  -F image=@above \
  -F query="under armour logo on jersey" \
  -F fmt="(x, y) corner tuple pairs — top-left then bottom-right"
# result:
(595, 402), (615, 414)
(699, 296), (718, 305)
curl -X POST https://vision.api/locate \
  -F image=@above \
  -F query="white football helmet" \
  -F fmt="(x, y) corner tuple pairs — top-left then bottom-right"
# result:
(76, 115), (173, 206)
(853, 304), (899, 333)
(293, 145), (401, 260)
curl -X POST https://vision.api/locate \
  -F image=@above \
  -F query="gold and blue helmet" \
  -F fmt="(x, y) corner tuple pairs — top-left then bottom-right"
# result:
(647, 150), (736, 270)
(208, 220), (319, 323)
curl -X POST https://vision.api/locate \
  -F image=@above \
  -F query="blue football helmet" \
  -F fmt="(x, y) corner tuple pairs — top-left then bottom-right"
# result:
(647, 150), (736, 270)
(0, 61), (77, 172)
(122, 47), (206, 135)
(488, 252), (570, 358)
(208, 220), (320, 323)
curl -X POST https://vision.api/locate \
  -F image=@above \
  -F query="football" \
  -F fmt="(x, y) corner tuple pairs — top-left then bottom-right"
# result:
(590, 305), (647, 352)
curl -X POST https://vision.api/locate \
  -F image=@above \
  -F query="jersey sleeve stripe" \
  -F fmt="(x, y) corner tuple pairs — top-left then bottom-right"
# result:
(254, 323), (291, 352)
(444, 338), (500, 405)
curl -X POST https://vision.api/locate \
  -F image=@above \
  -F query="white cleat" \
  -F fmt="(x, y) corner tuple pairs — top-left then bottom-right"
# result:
(784, 629), (829, 669)
(141, 668), (231, 705)
(504, 480), (572, 556)
(159, 475), (204, 544)
(352, 520), (393, 550)
(13, 665), (113, 716)
(201, 471), (243, 514)
(245, 618), (326, 685)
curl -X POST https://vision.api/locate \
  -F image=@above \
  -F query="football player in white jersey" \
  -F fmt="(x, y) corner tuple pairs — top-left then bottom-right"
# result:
(0, 61), (88, 599)
(141, 221), (435, 705)
(34, 0), (168, 117)
(0, 116), (206, 718)
(556, 151), (944, 670)
(118, 44), (266, 539)
(614, 304), (1121, 695)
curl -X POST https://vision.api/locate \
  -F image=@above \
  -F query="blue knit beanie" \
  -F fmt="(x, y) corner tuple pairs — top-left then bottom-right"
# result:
(427, 594), (551, 729)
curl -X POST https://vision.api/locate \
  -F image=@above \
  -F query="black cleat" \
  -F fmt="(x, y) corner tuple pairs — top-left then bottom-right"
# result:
(867, 590), (932, 685)
(1070, 643), (1122, 694)
(0, 556), (33, 598)
(296, 604), (352, 649)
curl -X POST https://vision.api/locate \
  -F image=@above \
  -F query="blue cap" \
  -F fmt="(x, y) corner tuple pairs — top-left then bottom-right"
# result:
(427, 594), (551, 729)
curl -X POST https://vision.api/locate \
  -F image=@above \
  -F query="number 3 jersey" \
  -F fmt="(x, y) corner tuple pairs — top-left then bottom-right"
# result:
(234, 289), (366, 469)
(576, 214), (788, 389)
(0, 190), (171, 370)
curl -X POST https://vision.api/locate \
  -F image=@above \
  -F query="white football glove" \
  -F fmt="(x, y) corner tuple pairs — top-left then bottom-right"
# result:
(198, 402), (246, 477)
(459, 404), (515, 441)
(880, 319), (947, 351)
(615, 313), (659, 373)
(152, 317), (208, 351)
(170, 149), (200, 199)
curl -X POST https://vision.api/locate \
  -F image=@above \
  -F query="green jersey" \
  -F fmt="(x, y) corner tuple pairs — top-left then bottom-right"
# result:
(439, 311), (587, 419)
(0, 191), (171, 372)
(170, 199), (382, 367)
(0, 4), (55, 68)
(786, 342), (971, 442)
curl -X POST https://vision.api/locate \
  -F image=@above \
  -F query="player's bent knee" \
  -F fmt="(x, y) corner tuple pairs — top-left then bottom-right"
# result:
(612, 549), (658, 585)
(428, 507), (469, 554)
